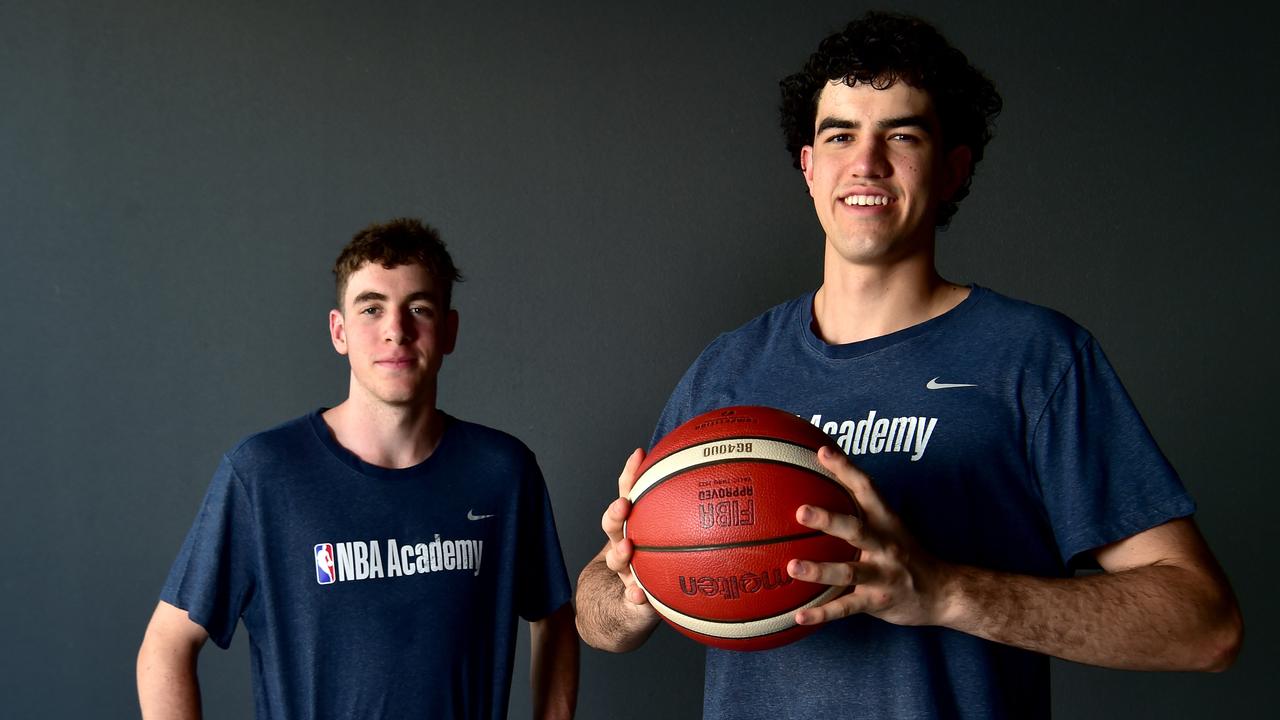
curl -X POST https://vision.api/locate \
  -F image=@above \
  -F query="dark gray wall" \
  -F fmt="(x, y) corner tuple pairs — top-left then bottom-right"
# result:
(2, 1), (1275, 717)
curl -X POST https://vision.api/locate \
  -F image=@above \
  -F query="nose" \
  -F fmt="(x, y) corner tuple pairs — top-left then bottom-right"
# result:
(383, 309), (417, 344)
(850, 137), (891, 179)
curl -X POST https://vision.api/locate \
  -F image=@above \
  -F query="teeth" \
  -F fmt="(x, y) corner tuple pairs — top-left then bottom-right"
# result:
(843, 194), (891, 206)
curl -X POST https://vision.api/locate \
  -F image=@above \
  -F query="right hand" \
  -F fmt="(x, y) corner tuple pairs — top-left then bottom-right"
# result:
(601, 448), (654, 607)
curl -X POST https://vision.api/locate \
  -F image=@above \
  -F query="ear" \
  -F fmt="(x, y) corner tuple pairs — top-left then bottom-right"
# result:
(329, 308), (349, 356)
(442, 309), (459, 355)
(800, 145), (816, 196)
(941, 145), (973, 200)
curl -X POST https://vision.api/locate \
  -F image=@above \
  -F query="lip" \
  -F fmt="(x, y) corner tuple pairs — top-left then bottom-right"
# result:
(375, 357), (417, 368)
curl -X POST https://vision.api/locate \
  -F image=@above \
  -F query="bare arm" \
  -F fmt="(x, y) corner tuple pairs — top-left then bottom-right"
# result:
(940, 519), (1242, 670)
(790, 447), (1243, 671)
(574, 449), (662, 652)
(530, 601), (579, 720)
(137, 601), (209, 719)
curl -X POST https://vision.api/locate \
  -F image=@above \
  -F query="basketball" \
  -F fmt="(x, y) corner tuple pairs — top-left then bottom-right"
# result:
(625, 405), (860, 651)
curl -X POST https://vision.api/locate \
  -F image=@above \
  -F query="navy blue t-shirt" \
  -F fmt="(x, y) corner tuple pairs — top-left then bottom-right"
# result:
(651, 286), (1193, 719)
(161, 411), (572, 719)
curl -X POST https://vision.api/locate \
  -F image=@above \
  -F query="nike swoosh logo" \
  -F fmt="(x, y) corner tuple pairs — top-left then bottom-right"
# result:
(466, 509), (495, 521)
(926, 377), (977, 390)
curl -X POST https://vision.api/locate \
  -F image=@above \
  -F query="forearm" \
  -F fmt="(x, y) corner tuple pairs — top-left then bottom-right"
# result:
(531, 603), (579, 720)
(136, 636), (203, 719)
(940, 561), (1242, 671)
(574, 554), (660, 652)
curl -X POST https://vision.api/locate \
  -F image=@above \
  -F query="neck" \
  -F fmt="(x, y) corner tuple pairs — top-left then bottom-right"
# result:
(813, 241), (968, 345)
(322, 391), (446, 469)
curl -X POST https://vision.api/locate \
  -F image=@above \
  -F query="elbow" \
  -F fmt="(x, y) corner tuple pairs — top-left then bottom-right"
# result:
(136, 628), (168, 685)
(1198, 602), (1244, 673)
(1173, 585), (1244, 673)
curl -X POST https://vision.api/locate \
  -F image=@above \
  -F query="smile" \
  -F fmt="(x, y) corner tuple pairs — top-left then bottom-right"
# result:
(842, 194), (894, 207)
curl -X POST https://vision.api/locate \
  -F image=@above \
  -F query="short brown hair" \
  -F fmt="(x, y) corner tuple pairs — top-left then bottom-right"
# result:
(333, 218), (464, 310)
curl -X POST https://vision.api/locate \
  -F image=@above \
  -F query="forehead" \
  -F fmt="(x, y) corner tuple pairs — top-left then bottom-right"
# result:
(343, 262), (441, 304)
(813, 80), (937, 125)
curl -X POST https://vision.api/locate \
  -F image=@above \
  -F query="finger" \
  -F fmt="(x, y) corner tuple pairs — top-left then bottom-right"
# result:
(601, 497), (632, 543)
(818, 446), (889, 520)
(623, 581), (651, 606)
(604, 537), (635, 575)
(795, 502), (881, 553)
(794, 587), (874, 625)
(618, 447), (646, 497)
(787, 558), (879, 587)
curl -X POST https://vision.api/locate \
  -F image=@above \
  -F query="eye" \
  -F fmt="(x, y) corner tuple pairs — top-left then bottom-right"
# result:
(409, 305), (436, 318)
(825, 132), (853, 144)
(359, 306), (381, 316)
(889, 133), (920, 144)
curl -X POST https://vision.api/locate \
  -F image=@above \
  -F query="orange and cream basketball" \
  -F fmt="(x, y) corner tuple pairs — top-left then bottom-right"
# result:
(625, 405), (860, 651)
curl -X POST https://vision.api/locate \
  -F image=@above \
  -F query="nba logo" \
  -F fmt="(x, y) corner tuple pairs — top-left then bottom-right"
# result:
(314, 543), (335, 585)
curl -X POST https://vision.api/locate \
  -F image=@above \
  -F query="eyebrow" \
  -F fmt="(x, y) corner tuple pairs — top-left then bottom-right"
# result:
(351, 290), (438, 305)
(815, 115), (936, 136)
(352, 291), (387, 305)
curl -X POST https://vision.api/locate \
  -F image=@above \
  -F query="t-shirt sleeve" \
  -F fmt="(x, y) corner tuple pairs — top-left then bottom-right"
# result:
(651, 386), (692, 450)
(159, 456), (257, 648)
(515, 453), (571, 622)
(1031, 337), (1196, 566)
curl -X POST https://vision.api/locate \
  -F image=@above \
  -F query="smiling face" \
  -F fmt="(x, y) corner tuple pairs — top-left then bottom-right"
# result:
(800, 80), (970, 268)
(328, 262), (458, 410)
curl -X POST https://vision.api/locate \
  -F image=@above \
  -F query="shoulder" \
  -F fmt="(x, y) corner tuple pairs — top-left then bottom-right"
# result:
(963, 286), (1094, 356)
(690, 295), (808, 368)
(970, 286), (1087, 336)
(221, 413), (319, 477)
(653, 296), (808, 441)
(440, 416), (538, 468)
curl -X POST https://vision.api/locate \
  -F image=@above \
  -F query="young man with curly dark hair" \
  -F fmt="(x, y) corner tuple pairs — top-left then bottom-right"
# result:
(137, 218), (579, 719)
(576, 12), (1240, 718)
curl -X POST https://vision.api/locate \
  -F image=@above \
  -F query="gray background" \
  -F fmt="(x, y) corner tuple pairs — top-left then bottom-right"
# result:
(2, 1), (1275, 717)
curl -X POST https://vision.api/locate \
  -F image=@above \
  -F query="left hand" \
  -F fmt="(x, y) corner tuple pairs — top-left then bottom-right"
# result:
(787, 446), (954, 628)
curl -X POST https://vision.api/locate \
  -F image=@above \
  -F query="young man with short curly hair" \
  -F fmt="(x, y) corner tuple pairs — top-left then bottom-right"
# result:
(576, 12), (1240, 718)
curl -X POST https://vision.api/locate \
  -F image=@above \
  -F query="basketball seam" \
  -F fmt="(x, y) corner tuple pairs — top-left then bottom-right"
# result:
(634, 575), (846, 639)
(631, 529), (827, 553)
(630, 458), (840, 508)
(628, 437), (838, 506)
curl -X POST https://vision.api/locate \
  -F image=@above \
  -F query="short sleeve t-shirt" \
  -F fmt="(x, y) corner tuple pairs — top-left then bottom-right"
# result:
(161, 411), (572, 719)
(651, 287), (1192, 719)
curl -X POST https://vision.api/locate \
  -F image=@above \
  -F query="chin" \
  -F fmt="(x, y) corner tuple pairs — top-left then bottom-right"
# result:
(358, 383), (420, 408)
(379, 391), (423, 407)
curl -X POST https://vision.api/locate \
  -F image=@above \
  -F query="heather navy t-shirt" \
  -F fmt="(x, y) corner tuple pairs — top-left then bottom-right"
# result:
(651, 286), (1193, 719)
(161, 411), (571, 719)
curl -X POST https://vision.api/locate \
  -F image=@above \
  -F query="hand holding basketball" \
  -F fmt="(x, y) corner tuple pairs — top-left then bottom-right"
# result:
(788, 446), (952, 628)
(624, 406), (861, 650)
(601, 448), (656, 608)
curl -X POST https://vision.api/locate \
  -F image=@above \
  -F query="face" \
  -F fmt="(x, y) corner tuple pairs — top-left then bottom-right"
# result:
(800, 80), (970, 267)
(328, 262), (458, 409)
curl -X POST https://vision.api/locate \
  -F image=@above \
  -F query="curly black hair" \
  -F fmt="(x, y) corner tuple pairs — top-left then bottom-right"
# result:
(780, 12), (1002, 226)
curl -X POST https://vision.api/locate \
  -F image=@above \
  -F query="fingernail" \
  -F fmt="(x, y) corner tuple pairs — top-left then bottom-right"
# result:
(798, 506), (813, 523)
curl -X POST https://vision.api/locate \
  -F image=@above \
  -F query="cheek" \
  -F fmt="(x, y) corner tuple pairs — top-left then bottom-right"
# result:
(350, 327), (380, 349)
(812, 167), (838, 196)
